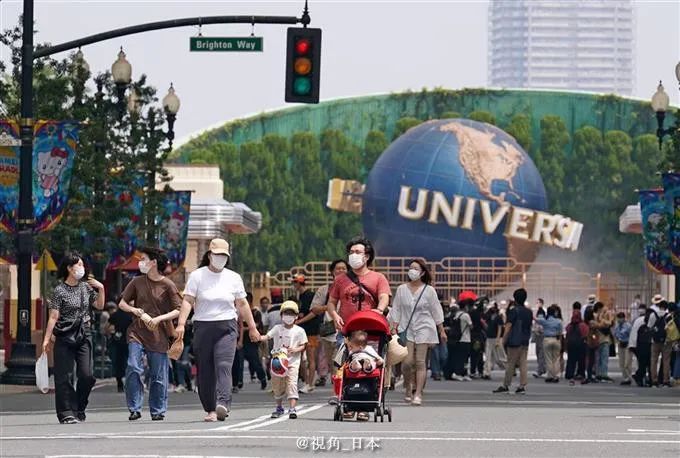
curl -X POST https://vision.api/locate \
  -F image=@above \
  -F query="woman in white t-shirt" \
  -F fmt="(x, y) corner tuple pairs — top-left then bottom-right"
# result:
(176, 239), (261, 422)
(388, 260), (445, 406)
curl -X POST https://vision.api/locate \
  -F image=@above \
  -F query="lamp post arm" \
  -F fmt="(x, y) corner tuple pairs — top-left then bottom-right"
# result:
(33, 15), (304, 59)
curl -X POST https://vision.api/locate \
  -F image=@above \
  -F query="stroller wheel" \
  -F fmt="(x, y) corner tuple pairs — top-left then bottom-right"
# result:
(333, 407), (340, 421)
(380, 412), (385, 423)
(337, 406), (344, 422)
(386, 407), (392, 422)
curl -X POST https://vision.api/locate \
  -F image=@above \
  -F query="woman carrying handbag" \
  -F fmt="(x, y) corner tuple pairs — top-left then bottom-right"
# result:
(42, 252), (105, 424)
(388, 260), (445, 406)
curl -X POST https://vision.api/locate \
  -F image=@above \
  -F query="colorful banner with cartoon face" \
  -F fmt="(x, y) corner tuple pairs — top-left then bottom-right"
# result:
(32, 121), (80, 233)
(158, 191), (191, 272)
(107, 174), (146, 269)
(0, 120), (21, 233)
(638, 189), (673, 275)
(662, 173), (680, 266)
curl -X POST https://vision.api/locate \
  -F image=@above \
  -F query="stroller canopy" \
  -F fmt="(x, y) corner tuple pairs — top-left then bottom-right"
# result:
(343, 310), (391, 336)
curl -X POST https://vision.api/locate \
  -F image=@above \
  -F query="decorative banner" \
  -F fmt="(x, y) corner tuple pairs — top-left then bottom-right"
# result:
(107, 174), (146, 269)
(158, 191), (191, 272)
(32, 121), (80, 233)
(662, 173), (680, 266)
(0, 120), (21, 233)
(638, 189), (673, 274)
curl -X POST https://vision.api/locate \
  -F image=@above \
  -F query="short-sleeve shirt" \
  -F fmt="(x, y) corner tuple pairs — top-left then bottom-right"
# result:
(506, 305), (533, 347)
(49, 281), (98, 332)
(183, 266), (247, 322)
(298, 288), (320, 336)
(329, 271), (391, 324)
(312, 284), (337, 342)
(266, 324), (308, 367)
(388, 284), (443, 345)
(122, 275), (182, 353)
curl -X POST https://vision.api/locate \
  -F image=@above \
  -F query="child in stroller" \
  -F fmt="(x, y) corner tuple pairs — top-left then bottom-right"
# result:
(333, 311), (392, 423)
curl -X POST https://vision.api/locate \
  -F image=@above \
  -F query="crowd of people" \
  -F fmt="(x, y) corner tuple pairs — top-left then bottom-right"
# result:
(42, 236), (680, 424)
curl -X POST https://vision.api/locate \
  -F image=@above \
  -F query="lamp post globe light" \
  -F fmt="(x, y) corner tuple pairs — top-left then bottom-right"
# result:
(74, 48), (90, 74)
(111, 47), (132, 119)
(162, 83), (180, 150)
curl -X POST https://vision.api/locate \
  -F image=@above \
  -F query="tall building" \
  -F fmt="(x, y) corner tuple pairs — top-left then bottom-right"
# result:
(488, 0), (635, 95)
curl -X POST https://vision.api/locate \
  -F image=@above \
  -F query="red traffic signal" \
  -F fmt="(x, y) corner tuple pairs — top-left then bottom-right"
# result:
(285, 28), (321, 103)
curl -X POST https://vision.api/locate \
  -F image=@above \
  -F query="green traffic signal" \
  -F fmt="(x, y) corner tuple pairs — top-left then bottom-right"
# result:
(293, 77), (311, 95)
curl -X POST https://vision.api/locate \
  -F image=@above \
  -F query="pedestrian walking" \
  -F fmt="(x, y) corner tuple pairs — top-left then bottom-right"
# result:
(493, 288), (533, 394)
(535, 304), (563, 383)
(649, 297), (672, 387)
(292, 274), (320, 393)
(327, 236), (391, 421)
(117, 247), (182, 421)
(594, 301), (614, 382)
(104, 301), (133, 392)
(260, 301), (308, 419)
(42, 252), (105, 424)
(613, 311), (633, 385)
(483, 301), (507, 379)
(629, 303), (652, 387)
(532, 299), (546, 379)
(388, 260), (445, 406)
(583, 305), (598, 383)
(444, 291), (474, 381)
(468, 298), (486, 379)
(242, 300), (267, 390)
(565, 310), (588, 385)
(309, 259), (348, 393)
(176, 239), (261, 422)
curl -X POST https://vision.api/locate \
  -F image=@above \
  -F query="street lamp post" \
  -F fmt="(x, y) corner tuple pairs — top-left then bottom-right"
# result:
(111, 47), (132, 121)
(162, 84), (181, 150)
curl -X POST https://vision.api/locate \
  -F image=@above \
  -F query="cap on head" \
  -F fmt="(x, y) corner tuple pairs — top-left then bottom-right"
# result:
(291, 274), (306, 285)
(587, 294), (596, 302)
(280, 300), (299, 315)
(652, 294), (664, 305)
(458, 290), (477, 303)
(209, 238), (230, 255)
(513, 288), (527, 306)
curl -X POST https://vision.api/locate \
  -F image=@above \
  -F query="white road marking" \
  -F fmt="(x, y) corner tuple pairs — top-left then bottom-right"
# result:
(15, 434), (680, 444)
(235, 404), (326, 431)
(616, 416), (633, 419)
(212, 412), (287, 431)
(627, 429), (680, 434)
(46, 456), (259, 458)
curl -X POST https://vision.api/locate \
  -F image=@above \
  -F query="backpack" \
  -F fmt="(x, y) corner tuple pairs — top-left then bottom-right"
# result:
(665, 314), (680, 342)
(566, 323), (585, 346)
(651, 311), (667, 343)
(637, 314), (653, 346)
(447, 313), (463, 343)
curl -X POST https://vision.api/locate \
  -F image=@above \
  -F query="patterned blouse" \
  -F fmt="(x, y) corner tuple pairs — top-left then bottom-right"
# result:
(49, 281), (98, 328)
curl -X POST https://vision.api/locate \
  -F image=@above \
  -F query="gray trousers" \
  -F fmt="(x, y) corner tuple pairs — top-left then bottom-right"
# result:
(193, 319), (238, 412)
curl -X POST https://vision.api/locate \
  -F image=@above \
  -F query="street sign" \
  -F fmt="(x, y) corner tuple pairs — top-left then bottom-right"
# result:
(190, 36), (263, 52)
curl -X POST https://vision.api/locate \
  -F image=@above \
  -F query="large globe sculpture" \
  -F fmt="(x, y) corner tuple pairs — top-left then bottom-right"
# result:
(362, 119), (548, 263)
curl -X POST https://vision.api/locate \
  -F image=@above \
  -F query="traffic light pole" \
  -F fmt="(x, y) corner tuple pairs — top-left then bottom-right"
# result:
(1, 0), (311, 385)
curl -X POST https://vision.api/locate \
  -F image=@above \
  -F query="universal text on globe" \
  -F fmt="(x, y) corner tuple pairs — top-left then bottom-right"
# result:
(397, 186), (583, 251)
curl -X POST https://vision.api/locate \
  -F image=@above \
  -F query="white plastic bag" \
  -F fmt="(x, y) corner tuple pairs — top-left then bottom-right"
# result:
(35, 353), (49, 394)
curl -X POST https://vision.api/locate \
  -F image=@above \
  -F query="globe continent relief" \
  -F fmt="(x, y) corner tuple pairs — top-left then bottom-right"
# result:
(362, 119), (549, 263)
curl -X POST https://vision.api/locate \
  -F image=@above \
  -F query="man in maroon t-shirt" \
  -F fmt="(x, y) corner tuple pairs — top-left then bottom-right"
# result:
(328, 237), (391, 333)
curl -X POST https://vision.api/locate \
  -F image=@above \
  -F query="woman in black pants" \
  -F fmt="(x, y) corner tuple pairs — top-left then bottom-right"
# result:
(175, 239), (261, 422)
(42, 252), (105, 423)
(565, 311), (588, 385)
(583, 307), (598, 383)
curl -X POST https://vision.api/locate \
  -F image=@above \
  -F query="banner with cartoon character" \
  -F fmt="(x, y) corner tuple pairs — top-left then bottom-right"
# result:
(32, 121), (80, 233)
(662, 173), (680, 266)
(158, 191), (191, 272)
(107, 174), (146, 269)
(0, 120), (21, 233)
(638, 189), (673, 275)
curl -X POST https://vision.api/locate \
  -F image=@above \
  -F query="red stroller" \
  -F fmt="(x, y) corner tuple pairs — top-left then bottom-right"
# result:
(332, 310), (393, 422)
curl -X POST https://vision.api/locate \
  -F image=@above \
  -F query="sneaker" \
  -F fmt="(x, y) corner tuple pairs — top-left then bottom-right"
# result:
(216, 404), (229, 421)
(492, 385), (509, 394)
(288, 408), (298, 419)
(175, 385), (187, 393)
(620, 380), (632, 386)
(260, 379), (267, 390)
(481, 375), (491, 380)
(328, 396), (339, 405)
(411, 396), (422, 406)
(271, 406), (285, 418)
(462, 376), (472, 382)
(76, 411), (86, 422)
(545, 378), (554, 383)
(232, 386), (240, 394)
(515, 387), (526, 395)
(128, 411), (141, 421)
(452, 375), (464, 381)
(532, 372), (544, 379)
(299, 384), (314, 394)
(315, 377), (327, 387)
(151, 414), (165, 421)
(569, 379), (575, 386)
(663, 382), (673, 388)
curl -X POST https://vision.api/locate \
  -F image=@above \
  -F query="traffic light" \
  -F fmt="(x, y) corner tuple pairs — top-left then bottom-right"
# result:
(285, 27), (322, 103)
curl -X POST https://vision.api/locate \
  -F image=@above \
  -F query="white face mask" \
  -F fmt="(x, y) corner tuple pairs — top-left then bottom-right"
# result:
(73, 266), (85, 281)
(407, 269), (422, 281)
(210, 254), (229, 270)
(348, 253), (366, 270)
(282, 315), (296, 325)
(139, 260), (151, 274)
